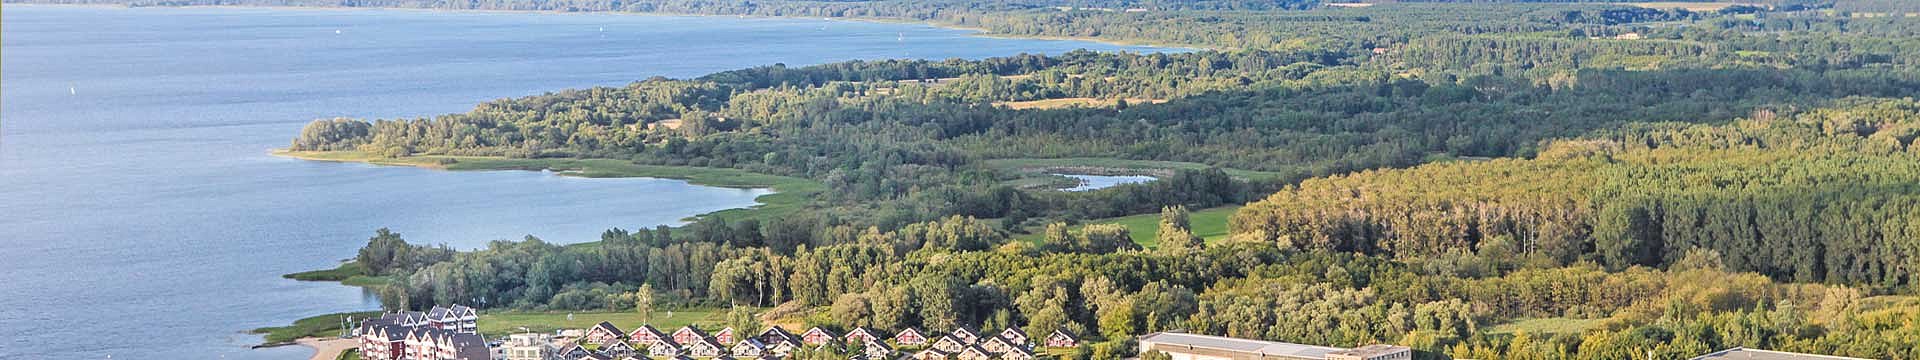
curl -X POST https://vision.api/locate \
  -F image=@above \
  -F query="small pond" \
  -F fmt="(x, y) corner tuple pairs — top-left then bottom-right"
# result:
(1058, 174), (1158, 191)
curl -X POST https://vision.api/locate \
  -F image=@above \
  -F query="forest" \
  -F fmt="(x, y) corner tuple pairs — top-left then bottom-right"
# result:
(151, 0), (1920, 358)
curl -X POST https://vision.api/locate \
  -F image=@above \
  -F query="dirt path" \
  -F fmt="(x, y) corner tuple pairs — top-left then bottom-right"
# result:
(298, 337), (356, 360)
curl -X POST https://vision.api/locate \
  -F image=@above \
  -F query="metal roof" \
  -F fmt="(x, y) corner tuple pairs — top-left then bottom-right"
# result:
(1139, 332), (1347, 359)
(1691, 347), (1872, 360)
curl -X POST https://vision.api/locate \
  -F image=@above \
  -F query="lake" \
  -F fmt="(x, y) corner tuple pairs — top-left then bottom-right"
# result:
(1060, 174), (1160, 191)
(0, 5), (1167, 359)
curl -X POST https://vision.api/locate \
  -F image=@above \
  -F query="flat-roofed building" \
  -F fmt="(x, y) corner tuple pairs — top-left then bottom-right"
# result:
(1326, 344), (1412, 360)
(1692, 347), (1872, 360)
(1137, 332), (1349, 360)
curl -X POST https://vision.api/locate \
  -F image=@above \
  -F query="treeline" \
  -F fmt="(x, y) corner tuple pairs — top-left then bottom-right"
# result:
(1231, 98), (1920, 289)
(355, 218), (1919, 359)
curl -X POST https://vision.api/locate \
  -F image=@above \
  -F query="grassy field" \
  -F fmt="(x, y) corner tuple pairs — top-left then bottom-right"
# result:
(273, 150), (823, 224)
(252, 311), (382, 345)
(1486, 317), (1606, 336)
(478, 308), (729, 337)
(984, 157), (1289, 181)
(1015, 206), (1239, 248)
(993, 97), (1164, 110)
(338, 348), (362, 360)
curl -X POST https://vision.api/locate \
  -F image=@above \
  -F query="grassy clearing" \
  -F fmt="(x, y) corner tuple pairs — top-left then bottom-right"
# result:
(284, 261), (368, 281)
(253, 311), (382, 345)
(339, 348), (362, 360)
(1015, 206), (1239, 248)
(478, 308), (728, 337)
(984, 157), (1289, 181)
(1486, 317), (1606, 336)
(273, 150), (822, 224)
(283, 261), (397, 288)
(1625, 2), (1752, 11)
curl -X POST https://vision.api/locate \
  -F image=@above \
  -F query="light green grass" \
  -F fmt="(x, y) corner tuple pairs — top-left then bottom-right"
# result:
(282, 261), (397, 288)
(253, 311), (382, 345)
(1016, 206), (1239, 248)
(274, 150), (822, 224)
(1486, 317), (1605, 336)
(478, 308), (729, 337)
(984, 157), (1288, 181)
(284, 261), (368, 281)
(338, 348), (362, 360)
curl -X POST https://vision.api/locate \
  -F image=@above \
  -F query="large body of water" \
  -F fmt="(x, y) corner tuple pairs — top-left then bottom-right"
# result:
(0, 5), (1164, 359)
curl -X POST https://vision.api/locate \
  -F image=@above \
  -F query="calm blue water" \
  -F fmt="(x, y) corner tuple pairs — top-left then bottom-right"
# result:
(0, 5), (1166, 359)
(1060, 174), (1160, 191)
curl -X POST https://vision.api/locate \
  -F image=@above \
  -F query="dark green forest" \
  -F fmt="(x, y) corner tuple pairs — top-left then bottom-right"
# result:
(56, 0), (1920, 358)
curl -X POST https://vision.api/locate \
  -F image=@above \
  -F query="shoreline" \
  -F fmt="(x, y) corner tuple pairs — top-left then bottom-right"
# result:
(268, 149), (822, 224)
(9, 3), (1208, 51)
(260, 150), (825, 347)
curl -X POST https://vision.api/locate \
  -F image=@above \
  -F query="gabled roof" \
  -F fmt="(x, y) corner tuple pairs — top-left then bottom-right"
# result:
(932, 335), (966, 347)
(561, 343), (591, 356)
(448, 333), (490, 360)
(675, 325), (711, 338)
(574, 353), (613, 360)
(983, 335), (1015, 347)
(862, 338), (894, 352)
(590, 321), (627, 338)
(847, 326), (887, 339)
(998, 328), (1027, 339)
(1002, 345), (1035, 358)
(648, 336), (684, 349)
(601, 340), (638, 352)
(760, 326), (796, 338)
(687, 336), (725, 350)
(1046, 329), (1078, 341)
(959, 344), (993, 358)
(631, 324), (667, 338)
(803, 326), (841, 338)
(893, 328), (925, 338)
(952, 328), (980, 339)
(916, 349), (950, 356)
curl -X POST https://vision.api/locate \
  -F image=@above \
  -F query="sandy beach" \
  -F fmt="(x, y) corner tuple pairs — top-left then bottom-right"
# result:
(297, 337), (356, 360)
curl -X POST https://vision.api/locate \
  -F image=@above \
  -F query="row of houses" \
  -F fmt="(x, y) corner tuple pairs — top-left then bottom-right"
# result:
(355, 305), (488, 360)
(549, 322), (1083, 360)
(360, 305), (482, 335)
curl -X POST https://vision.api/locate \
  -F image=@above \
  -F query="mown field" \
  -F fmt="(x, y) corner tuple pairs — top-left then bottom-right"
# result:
(477, 308), (726, 337)
(1016, 206), (1239, 248)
